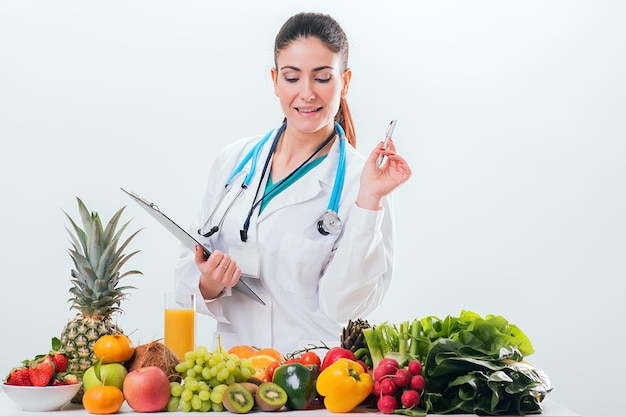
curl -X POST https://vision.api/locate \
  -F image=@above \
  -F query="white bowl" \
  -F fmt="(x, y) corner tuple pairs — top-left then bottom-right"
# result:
(1, 383), (82, 411)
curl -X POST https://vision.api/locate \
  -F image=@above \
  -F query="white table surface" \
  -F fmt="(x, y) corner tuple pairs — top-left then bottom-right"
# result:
(0, 392), (581, 417)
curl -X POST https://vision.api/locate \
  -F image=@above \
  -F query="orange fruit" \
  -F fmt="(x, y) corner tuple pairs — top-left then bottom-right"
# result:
(248, 348), (283, 379)
(254, 348), (282, 361)
(249, 355), (278, 379)
(94, 334), (135, 363)
(227, 345), (257, 359)
(83, 385), (124, 414)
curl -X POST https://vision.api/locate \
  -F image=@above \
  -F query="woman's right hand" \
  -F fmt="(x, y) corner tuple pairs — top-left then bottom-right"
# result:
(357, 138), (412, 210)
(195, 246), (242, 299)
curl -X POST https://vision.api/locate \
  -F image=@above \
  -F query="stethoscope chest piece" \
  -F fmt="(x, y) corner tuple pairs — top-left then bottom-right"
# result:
(317, 210), (342, 235)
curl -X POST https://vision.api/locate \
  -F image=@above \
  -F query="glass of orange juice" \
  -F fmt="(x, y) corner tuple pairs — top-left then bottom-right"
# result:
(164, 292), (196, 361)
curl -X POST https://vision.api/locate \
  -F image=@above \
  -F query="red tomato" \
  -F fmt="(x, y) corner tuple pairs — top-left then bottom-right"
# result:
(298, 351), (321, 369)
(264, 360), (282, 381)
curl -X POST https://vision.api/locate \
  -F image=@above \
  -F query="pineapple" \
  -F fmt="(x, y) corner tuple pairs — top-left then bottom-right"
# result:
(59, 197), (142, 382)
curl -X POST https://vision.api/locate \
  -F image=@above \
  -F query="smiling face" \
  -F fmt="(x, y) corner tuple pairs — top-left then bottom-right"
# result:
(271, 36), (351, 137)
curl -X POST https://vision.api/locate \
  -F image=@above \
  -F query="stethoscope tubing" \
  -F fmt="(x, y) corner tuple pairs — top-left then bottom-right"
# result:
(199, 122), (346, 238)
(328, 124), (346, 213)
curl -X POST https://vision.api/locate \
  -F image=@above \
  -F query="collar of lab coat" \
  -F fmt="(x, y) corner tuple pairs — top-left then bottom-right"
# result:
(255, 131), (342, 220)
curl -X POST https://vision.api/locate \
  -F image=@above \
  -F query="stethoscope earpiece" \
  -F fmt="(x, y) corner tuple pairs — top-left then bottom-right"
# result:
(198, 225), (219, 238)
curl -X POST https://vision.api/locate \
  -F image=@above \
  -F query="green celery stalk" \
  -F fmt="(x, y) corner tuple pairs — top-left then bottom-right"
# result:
(398, 321), (409, 364)
(409, 319), (421, 357)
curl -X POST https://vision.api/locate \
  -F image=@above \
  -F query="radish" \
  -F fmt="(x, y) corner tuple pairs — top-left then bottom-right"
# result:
(378, 357), (400, 370)
(380, 377), (398, 396)
(377, 394), (397, 414)
(394, 368), (411, 387)
(410, 374), (426, 392)
(373, 380), (381, 396)
(408, 359), (422, 376)
(374, 359), (399, 381)
(401, 389), (421, 408)
(374, 364), (391, 381)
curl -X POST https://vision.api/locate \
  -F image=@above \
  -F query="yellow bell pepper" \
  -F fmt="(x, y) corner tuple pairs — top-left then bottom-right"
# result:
(316, 357), (373, 413)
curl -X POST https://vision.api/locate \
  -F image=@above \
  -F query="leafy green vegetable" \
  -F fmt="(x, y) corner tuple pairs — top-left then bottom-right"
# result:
(363, 311), (550, 415)
(406, 310), (534, 364)
(422, 338), (548, 415)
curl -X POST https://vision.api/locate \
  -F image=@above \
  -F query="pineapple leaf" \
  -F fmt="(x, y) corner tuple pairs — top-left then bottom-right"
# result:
(115, 250), (142, 272)
(63, 213), (88, 256)
(113, 224), (142, 257)
(87, 212), (103, 273)
(119, 269), (143, 279)
(64, 226), (83, 255)
(95, 208), (126, 277)
(95, 239), (117, 280)
(75, 197), (103, 266)
(102, 206), (126, 247)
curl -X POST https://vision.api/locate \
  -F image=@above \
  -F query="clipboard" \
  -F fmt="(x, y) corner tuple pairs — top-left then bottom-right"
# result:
(121, 188), (265, 305)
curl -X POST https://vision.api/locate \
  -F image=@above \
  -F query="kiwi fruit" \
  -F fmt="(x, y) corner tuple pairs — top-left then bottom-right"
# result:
(239, 381), (259, 397)
(246, 376), (262, 385)
(255, 381), (288, 412)
(222, 382), (254, 413)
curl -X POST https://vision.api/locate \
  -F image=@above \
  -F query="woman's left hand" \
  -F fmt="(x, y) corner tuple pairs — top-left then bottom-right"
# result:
(356, 138), (412, 210)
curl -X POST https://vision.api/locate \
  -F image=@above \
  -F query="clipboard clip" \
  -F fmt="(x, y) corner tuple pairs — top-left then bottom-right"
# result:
(121, 188), (160, 211)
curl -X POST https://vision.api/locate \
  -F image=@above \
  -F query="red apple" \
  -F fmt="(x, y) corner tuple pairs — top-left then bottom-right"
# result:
(123, 366), (170, 412)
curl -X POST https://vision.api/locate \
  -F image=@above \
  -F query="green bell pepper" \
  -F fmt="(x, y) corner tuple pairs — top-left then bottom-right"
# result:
(272, 362), (319, 410)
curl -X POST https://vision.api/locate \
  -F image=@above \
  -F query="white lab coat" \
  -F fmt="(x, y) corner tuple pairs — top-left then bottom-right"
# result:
(175, 125), (395, 354)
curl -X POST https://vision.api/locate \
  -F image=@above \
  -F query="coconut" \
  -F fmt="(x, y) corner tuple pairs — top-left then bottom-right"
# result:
(125, 340), (182, 382)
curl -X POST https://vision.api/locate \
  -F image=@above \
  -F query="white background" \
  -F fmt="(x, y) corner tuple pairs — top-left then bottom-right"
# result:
(1, 1), (624, 416)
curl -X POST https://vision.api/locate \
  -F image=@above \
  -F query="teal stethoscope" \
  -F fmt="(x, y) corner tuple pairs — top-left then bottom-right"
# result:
(198, 121), (347, 242)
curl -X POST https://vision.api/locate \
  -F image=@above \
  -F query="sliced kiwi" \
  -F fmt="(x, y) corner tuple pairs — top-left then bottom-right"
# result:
(222, 382), (254, 414)
(255, 381), (288, 412)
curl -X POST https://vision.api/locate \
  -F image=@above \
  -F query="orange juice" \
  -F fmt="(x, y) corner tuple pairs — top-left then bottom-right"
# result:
(164, 308), (195, 360)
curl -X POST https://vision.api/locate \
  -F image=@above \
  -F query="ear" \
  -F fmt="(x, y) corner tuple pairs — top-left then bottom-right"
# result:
(270, 67), (279, 97)
(341, 68), (352, 98)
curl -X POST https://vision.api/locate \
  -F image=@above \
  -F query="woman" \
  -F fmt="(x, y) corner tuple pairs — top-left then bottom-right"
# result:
(175, 12), (412, 355)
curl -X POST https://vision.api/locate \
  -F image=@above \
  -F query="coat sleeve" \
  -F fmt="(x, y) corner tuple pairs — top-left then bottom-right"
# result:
(317, 193), (396, 323)
(173, 137), (260, 323)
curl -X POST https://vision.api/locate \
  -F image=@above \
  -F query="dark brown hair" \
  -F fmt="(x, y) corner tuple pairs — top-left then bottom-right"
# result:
(274, 12), (356, 147)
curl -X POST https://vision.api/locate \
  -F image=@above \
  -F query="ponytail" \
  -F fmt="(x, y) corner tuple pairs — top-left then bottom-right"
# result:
(336, 96), (356, 148)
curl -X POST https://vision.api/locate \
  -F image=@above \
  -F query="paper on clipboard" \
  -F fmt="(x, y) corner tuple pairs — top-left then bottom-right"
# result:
(121, 188), (265, 306)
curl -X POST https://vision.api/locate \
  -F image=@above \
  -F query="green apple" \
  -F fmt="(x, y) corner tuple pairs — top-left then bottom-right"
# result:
(83, 360), (128, 392)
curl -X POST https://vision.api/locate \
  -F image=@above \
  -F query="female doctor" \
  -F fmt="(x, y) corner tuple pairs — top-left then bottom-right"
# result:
(175, 12), (412, 355)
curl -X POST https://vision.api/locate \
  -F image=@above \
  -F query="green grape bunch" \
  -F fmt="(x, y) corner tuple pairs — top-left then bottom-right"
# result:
(168, 344), (257, 412)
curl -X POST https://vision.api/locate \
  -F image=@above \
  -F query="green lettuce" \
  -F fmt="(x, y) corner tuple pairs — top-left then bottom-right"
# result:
(409, 310), (534, 363)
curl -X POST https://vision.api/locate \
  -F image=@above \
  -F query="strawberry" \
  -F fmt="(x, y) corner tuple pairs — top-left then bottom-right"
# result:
(52, 374), (65, 386)
(5, 366), (32, 386)
(47, 336), (69, 373)
(29, 357), (56, 386)
(52, 372), (79, 386)
(47, 352), (69, 373)
(62, 373), (79, 385)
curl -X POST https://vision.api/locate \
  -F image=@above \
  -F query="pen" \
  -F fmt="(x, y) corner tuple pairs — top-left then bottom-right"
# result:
(377, 119), (397, 168)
